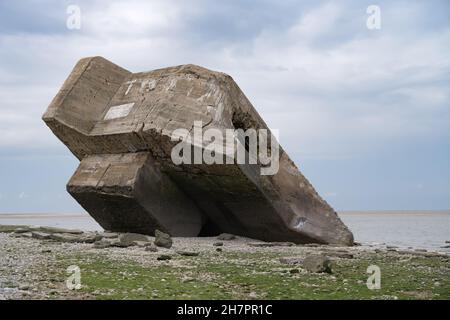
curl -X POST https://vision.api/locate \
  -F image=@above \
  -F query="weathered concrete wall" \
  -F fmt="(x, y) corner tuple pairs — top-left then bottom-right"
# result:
(67, 152), (203, 236)
(43, 56), (354, 245)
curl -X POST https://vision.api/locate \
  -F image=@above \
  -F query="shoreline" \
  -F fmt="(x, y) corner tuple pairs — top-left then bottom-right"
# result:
(1, 210), (450, 216)
(339, 210), (450, 216)
(0, 224), (449, 300)
(1, 212), (449, 252)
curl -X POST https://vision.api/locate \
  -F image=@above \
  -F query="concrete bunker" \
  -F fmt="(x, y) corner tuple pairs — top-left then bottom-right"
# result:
(43, 56), (354, 245)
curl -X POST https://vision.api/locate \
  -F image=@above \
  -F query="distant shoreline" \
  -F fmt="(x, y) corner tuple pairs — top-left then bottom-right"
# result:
(339, 210), (450, 216)
(0, 213), (89, 219)
(1, 210), (450, 218)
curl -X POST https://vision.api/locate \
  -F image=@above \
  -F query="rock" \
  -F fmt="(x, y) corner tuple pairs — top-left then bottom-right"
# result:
(18, 285), (30, 291)
(31, 231), (51, 240)
(37, 226), (83, 234)
(279, 257), (303, 265)
(302, 255), (332, 273)
(134, 241), (150, 247)
(10, 233), (21, 238)
(157, 254), (172, 261)
(0, 225), (85, 239)
(46, 232), (99, 243)
(248, 242), (295, 247)
(154, 230), (172, 249)
(102, 232), (119, 239)
(249, 292), (258, 298)
(14, 227), (33, 234)
(217, 233), (236, 241)
(421, 252), (448, 258)
(177, 251), (200, 257)
(49, 233), (80, 243)
(118, 233), (150, 247)
(79, 233), (102, 243)
(289, 269), (300, 274)
(213, 242), (223, 247)
(93, 239), (114, 249)
(145, 245), (158, 252)
(0, 225), (31, 233)
(15, 232), (32, 238)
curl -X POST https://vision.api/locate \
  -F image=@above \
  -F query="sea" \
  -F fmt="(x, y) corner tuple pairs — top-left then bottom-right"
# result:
(0, 211), (449, 251)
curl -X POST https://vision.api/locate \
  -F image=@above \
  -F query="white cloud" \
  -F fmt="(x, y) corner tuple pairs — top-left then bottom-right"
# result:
(289, 2), (342, 39)
(81, 1), (187, 38)
(0, 0), (448, 160)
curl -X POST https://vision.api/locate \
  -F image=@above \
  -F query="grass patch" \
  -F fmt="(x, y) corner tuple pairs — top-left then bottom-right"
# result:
(49, 250), (449, 300)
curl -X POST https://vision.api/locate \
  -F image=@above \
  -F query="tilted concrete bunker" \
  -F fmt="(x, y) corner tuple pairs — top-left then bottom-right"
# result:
(43, 56), (354, 245)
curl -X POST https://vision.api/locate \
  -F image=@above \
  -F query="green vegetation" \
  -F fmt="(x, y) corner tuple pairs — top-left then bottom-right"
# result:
(50, 250), (449, 300)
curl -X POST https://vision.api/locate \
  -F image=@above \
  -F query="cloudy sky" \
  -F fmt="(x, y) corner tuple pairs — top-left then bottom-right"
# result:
(0, 0), (449, 213)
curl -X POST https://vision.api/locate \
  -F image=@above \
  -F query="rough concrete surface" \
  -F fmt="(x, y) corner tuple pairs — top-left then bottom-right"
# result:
(43, 56), (353, 245)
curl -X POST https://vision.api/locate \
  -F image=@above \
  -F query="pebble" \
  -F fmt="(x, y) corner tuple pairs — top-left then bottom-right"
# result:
(145, 245), (158, 252)
(176, 251), (200, 257)
(302, 255), (332, 273)
(157, 255), (172, 261)
(154, 230), (173, 249)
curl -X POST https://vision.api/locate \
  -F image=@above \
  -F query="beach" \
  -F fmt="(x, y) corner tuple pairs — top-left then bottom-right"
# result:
(0, 220), (449, 300)
(1, 211), (449, 251)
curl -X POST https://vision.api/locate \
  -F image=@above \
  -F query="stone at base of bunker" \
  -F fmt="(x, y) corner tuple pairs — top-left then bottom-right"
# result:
(118, 233), (150, 247)
(42, 56), (354, 246)
(217, 233), (237, 241)
(154, 230), (173, 249)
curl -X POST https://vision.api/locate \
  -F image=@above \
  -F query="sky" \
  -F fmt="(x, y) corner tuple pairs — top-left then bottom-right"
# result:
(0, 0), (449, 213)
